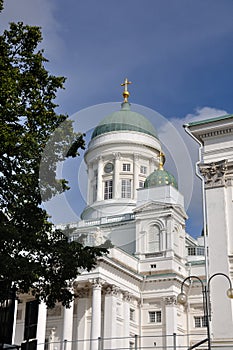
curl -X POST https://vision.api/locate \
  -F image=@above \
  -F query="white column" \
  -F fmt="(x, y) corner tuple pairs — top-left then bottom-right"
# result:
(62, 301), (74, 350)
(75, 288), (89, 350)
(133, 154), (139, 199)
(90, 279), (103, 350)
(113, 153), (121, 198)
(11, 298), (18, 344)
(86, 164), (92, 205)
(103, 285), (119, 349)
(36, 301), (47, 350)
(164, 296), (178, 349)
(122, 292), (130, 349)
(161, 228), (167, 251)
(97, 157), (103, 201)
(200, 163), (233, 343)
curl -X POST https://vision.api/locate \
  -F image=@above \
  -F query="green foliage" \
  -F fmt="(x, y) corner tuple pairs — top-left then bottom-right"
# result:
(0, 22), (106, 308)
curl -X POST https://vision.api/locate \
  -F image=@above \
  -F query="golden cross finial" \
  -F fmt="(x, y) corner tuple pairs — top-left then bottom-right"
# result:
(158, 151), (165, 170)
(121, 78), (132, 102)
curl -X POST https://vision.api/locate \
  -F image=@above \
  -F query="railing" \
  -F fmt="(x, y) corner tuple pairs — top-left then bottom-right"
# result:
(33, 334), (233, 350)
(57, 213), (135, 232)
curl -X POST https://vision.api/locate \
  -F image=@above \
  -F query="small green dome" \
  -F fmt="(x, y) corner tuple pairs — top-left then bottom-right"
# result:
(144, 168), (178, 189)
(91, 102), (158, 140)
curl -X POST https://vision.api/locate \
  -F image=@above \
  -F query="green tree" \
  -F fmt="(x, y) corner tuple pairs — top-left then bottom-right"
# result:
(0, 21), (106, 308)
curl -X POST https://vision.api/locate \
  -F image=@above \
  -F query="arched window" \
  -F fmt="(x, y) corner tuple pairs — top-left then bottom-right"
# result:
(148, 225), (160, 253)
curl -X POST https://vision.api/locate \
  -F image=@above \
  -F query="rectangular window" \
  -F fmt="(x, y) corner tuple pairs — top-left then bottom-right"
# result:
(188, 247), (205, 256)
(130, 308), (135, 321)
(139, 181), (144, 188)
(187, 247), (196, 256)
(24, 300), (39, 340)
(148, 225), (160, 253)
(121, 179), (131, 198)
(194, 316), (201, 328)
(122, 163), (131, 172)
(194, 316), (207, 328)
(140, 165), (147, 174)
(149, 310), (161, 323)
(104, 180), (113, 199)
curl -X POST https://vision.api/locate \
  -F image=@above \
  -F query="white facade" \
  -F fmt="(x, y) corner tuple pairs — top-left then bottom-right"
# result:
(186, 115), (233, 349)
(13, 105), (233, 349)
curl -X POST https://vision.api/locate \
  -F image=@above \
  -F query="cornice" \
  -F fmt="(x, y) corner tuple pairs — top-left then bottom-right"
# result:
(198, 127), (233, 141)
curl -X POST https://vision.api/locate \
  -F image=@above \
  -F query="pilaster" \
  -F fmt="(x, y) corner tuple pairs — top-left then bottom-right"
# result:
(163, 296), (177, 349)
(113, 152), (121, 198)
(103, 285), (120, 349)
(133, 154), (139, 199)
(97, 156), (103, 201)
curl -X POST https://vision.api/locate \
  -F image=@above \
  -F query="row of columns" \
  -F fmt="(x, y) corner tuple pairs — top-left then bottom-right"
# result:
(17, 284), (179, 350)
(88, 154), (158, 204)
(90, 279), (132, 350)
(32, 279), (133, 350)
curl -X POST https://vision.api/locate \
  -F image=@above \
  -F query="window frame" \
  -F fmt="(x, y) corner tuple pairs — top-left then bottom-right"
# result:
(194, 316), (207, 328)
(104, 179), (113, 199)
(139, 180), (144, 188)
(122, 163), (131, 172)
(148, 310), (162, 323)
(130, 308), (135, 321)
(140, 165), (147, 175)
(121, 179), (132, 198)
(148, 225), (161, 253)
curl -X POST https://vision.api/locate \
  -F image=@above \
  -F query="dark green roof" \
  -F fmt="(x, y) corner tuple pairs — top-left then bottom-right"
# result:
(185, 114), (233, 127)
(91, 102), (158, 140)
(144, 168), (178, 190)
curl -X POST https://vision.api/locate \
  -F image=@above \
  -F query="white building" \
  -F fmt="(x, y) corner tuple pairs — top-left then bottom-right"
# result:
(13, 84), (233, 349)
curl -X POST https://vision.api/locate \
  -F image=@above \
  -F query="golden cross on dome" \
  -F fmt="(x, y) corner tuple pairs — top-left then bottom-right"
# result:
(121, 78), (132, 102)
(158, 151), (165, 170)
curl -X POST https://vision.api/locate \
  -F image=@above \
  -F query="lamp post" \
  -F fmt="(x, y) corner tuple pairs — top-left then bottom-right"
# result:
(177, 273), (233, 350)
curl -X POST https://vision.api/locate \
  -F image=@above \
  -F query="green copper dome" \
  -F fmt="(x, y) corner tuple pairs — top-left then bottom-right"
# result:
(91, 102), (158, 140)
(144, 168), (178, 190)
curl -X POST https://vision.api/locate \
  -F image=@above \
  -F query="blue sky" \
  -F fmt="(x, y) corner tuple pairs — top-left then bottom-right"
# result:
(1, 0), (233, 238)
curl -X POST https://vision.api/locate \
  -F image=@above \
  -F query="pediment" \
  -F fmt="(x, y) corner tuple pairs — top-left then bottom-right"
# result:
(134, 200), (187, 218)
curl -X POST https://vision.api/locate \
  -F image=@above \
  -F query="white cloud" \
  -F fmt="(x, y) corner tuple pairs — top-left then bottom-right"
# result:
(183, 106), (228, 125)
(165, 106), (228, 236)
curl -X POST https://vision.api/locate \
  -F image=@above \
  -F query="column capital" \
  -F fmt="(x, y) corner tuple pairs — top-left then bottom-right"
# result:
(199, 159), (227, 188)
(104, 284), (120, 296)
(113, 152), (121, 160)
(75, 288), (89, 298)
(122, 291), (132, 302)
(89, 278), (105, 289)
(163, 295), (177, 306)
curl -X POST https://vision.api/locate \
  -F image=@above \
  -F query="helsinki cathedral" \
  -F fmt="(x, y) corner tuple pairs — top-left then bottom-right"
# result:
(13, 80), (233, 350)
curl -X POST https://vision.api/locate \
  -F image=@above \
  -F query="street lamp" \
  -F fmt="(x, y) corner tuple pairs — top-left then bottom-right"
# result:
(177, 273), (233, 350)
